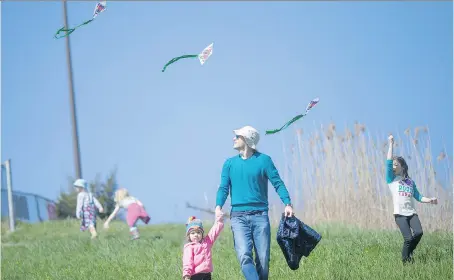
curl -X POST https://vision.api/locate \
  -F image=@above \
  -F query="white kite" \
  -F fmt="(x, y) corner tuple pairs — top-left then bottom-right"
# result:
(162, 43), (214, 72)
(54, 1), (107, 39)
(266, 97), (320, 135)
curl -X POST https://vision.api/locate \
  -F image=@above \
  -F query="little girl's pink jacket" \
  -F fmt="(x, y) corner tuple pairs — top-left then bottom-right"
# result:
(182, 214), (224, 277)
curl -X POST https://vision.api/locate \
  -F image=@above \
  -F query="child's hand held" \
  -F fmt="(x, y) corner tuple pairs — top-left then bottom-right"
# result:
(215, 206), (224, 217)
(216, 211), (224, 222)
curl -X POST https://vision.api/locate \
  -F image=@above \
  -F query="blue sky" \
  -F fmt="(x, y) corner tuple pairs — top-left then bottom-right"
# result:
(2, 2), (452, 224)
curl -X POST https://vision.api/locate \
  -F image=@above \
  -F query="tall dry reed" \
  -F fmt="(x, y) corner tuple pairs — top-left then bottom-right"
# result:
(269, 122), (453, 233)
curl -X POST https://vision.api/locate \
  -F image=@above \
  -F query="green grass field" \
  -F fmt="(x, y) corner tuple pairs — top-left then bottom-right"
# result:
(1, 220), (452, 280)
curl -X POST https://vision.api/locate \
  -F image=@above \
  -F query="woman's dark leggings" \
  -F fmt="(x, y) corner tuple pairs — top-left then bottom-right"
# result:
(394, 214), (424, 262)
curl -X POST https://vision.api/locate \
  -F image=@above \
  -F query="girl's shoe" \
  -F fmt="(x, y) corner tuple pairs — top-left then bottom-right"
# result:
(130, 229), (140, 240)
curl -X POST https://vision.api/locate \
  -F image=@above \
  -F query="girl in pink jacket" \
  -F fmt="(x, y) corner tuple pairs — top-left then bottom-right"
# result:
(182, 213), (224, 280)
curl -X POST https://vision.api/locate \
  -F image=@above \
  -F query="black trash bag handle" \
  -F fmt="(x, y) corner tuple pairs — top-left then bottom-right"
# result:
(280, 213), (298, 239)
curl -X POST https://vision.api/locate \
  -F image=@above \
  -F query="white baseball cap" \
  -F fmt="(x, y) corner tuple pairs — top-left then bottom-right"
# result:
(73, 178), (88, 189)
(234, 126), (260, 149)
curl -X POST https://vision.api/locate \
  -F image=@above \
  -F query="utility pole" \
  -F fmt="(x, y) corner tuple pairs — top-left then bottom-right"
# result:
(4, 160), (15, 232)
(63, 0), (83, 179)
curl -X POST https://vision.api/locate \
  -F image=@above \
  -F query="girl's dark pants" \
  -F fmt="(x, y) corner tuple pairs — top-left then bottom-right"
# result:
(191, 273), (212, 280)
(394, 214), (423, 263)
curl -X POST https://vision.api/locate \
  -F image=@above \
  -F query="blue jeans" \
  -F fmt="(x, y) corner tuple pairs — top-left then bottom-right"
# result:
(230, 211), (271, 280)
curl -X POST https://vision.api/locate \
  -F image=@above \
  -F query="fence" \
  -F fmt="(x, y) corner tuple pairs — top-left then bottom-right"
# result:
(1, 160), (57, 231)
(1, 189), (57, 223)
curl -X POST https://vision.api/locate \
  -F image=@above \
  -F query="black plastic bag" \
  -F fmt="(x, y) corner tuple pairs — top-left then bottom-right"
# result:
(276, 214), (322, 270)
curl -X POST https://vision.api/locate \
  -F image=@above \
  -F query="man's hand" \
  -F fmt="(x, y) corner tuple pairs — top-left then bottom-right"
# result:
(430, 197), (438, 205)
(284, 204), (294, 217)
(103, 222), (110, 229)
(99, 207), (104, 213)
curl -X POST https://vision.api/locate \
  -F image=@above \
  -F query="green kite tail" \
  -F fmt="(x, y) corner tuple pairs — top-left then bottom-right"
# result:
(265, 114), (305, 135)
(54, 19), (94, 39)
(161, 54), (199, 72)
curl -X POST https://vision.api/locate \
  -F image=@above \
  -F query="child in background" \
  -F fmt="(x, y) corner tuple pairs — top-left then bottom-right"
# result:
(74, 179), (104, 239)
(182, 213), (224, 280)
(386, 134), (438, 263)
(103, 188), (150, 240)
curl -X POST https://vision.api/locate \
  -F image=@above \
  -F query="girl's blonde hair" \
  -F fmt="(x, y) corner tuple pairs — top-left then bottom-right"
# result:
(114, 188), (129, 203)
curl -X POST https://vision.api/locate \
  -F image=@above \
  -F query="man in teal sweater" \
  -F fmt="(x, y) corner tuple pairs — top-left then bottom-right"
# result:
(215, 125), (294, 280)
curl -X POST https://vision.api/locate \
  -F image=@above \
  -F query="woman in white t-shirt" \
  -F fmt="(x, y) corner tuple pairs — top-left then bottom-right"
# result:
(104, 188), (150, 240)
(386, 134), (438, 264)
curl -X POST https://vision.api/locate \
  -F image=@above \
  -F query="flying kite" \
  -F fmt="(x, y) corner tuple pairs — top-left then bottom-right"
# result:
(162, 43), (214, 72)
(55, 1), (107, 39)
(265, 97), (320, 135)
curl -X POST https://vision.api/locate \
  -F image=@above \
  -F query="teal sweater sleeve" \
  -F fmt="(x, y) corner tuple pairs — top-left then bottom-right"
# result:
(413, 182), (423, 202)
(264, 156), (291, 205)
(385, 159), (395, 184)
(216, 159), (231, 208)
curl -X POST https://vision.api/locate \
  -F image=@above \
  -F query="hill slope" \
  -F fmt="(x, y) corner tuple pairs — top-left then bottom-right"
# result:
(1, 220), (452, 280)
